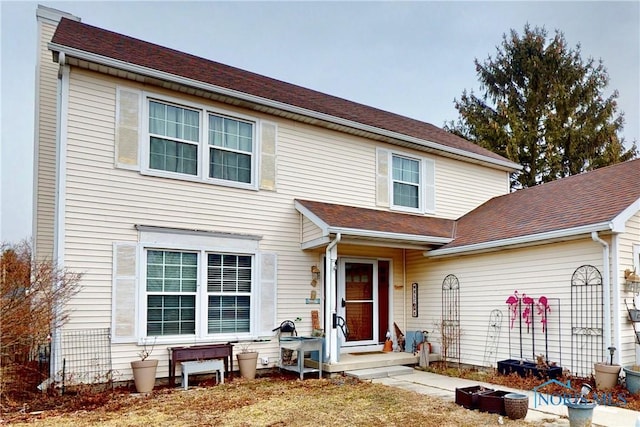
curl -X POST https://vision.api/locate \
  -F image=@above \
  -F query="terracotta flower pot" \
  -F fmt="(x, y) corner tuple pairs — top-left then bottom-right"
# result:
(593, 363), (621, 390)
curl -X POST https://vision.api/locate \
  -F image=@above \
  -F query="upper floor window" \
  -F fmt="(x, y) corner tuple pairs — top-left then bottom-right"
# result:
(209, 115), (253, 184)
(392, 154), (420, 209)
(376, 148), (435, 214)
(145, 98), (256, 188)
(149, 101), (200, 176)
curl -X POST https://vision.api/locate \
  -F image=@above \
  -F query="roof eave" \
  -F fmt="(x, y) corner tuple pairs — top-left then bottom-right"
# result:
(327, 226), (452, 245)
(610, 196), (640, 232)
(49, 42), (521, 172)
(425, 221), (615, 258)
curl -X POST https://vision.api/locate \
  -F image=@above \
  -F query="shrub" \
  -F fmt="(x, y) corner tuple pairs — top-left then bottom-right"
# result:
(1, 240), (81, 397)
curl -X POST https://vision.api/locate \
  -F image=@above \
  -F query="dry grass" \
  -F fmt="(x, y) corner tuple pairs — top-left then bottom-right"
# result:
(1, 372), (550, 426)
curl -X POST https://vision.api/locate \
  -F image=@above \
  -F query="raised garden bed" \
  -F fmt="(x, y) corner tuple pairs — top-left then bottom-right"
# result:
(478, 390), (509, 415)
(455, 385), (493, 409)
(497, 359), (562, 379)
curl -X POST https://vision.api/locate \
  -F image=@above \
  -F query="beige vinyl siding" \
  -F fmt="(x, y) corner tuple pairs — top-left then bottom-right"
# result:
(59, 67), (513, 377)
(405, 238), (603, 369)
(33, 18), (59, 261)
(301, 216), (324, 242)
(619, 212), (640, 365)
(435, 158), (509, 219)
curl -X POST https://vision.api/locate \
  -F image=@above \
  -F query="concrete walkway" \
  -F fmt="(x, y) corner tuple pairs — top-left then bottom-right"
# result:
(366, 369), (640, 426)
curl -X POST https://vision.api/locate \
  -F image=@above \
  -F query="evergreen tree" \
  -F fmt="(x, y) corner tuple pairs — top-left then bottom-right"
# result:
(446, 25), (637, 189)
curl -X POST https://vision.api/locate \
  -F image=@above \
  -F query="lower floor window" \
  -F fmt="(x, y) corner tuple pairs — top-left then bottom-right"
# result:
(145, 249), (253, 338)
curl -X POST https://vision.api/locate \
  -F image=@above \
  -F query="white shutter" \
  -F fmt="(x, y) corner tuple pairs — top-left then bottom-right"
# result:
(376, 148), (390, 207)
(257, 252), (277, 337)
(115, 87), (141, 170)
(424, 158), (436, 213)
(112, 243), (138, 343)
(260, 121), (277, 190)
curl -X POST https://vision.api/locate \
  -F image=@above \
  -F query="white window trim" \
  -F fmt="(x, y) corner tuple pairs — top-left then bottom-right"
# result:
(389, 151), (428, 214)
(136, 228), (261, 345)
(139, 91), (260, 191)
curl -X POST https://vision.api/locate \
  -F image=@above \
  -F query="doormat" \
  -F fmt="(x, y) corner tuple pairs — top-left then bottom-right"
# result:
(348, 351), (385, 356)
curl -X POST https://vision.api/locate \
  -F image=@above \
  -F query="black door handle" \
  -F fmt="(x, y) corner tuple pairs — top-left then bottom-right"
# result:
(341, 298), (346, 307)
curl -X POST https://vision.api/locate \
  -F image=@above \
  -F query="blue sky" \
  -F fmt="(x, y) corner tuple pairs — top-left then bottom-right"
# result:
(1, 1), (638, 243)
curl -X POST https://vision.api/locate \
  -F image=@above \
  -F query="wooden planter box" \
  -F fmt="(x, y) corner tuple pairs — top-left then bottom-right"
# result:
(478, 390), (509, 415)
(497, 359), (562, 379)
(455, 385), (493, 409)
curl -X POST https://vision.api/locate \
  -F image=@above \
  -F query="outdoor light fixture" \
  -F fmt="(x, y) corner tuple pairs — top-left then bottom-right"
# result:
(625, 269), (640, 293)
(578, 383), (592, 403)
(608, 346), (616, 365)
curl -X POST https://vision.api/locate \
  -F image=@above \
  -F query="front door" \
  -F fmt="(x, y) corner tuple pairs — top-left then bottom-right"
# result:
(338, 259), (378, 347)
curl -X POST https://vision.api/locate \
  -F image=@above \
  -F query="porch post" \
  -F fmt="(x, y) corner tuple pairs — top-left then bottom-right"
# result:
(325, 234), (341, 364)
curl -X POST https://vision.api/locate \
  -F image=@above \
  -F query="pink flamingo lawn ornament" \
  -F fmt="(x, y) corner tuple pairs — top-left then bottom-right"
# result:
(537, 296), (551, 332)
(522, 294), (534, 332)
(506, 291), (519, 329)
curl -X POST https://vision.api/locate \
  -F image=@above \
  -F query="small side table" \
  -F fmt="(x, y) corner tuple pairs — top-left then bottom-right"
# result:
(278, 337), (323, 380)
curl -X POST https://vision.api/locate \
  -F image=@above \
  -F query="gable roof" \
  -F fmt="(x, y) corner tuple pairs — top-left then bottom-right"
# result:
(48, 17), (519, 171)
(430, 158), (640, 256)
(294, 199), (455, 249)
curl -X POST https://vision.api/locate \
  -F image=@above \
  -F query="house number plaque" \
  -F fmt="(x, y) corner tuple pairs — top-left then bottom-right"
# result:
(412, 282), (418, 317)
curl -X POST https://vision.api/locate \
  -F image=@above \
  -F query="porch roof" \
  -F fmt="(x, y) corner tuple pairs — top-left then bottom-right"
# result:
(294, 199), (455, 250)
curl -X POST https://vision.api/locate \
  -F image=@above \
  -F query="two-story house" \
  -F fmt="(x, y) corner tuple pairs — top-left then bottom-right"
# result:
(33, 6), (640, 386)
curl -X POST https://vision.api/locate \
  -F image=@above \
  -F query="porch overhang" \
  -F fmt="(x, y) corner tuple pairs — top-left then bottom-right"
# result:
(295, 199), (455, 250)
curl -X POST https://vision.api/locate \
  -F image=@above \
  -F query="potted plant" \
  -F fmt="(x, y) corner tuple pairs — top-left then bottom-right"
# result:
(131, 338), (158, 393)
(593, 346), (621, 390)
(236, 342), (258, 379)
(623, 364), (640, 394)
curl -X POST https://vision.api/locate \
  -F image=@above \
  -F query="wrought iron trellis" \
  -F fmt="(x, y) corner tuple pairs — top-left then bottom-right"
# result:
(441, 274), (460, 365)
(483, 309), (503, 367)
(570, 265), (603, 378)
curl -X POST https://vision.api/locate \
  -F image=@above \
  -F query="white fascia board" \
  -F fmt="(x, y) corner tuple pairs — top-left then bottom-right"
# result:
(610, 196), (640, 233)
(49, 44), (521, 172)
(328, 226), (452, 244)
(293, 201), (330, 235)
(301, 236), (332, 250)
(426, 221), (614, 258)
(135, 224), (262, 241)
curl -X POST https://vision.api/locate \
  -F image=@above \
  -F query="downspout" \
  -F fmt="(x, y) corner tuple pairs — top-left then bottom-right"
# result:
(49, 52), (68, 383)
(325, 233), (341, 364)
(611, 234), (622, 364)
(592, 231), (614, 363)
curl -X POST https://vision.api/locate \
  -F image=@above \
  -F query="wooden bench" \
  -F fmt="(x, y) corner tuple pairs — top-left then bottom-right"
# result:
(181, 359), (224, 390)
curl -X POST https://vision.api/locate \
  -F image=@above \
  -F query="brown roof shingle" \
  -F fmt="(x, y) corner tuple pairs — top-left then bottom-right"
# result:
(297, 159), (639, 252)
(50, 17), (513, 166)
(295, 199), (455, 240)
(441, 158), (640, 250)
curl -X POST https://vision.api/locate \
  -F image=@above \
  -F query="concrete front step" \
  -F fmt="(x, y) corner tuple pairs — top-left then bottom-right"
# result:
(345, 365), (415, 380)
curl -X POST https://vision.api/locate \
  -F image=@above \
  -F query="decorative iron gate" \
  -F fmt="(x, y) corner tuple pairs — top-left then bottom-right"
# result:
(441, 274), (460, 365)
(571, 265), (603, 378)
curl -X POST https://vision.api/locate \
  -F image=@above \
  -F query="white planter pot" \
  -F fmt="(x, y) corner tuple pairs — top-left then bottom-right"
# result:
(131, 359), (158, 393)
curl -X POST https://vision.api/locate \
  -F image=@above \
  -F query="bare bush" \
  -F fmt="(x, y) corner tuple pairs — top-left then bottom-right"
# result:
(1, 240), (82, 396)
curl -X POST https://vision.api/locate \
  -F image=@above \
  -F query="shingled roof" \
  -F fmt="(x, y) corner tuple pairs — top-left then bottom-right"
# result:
(295, 199), (455, 243)
(432, 158), (640, 254)
(49, 17), (517, 169)
(296, 159), (640, 254)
